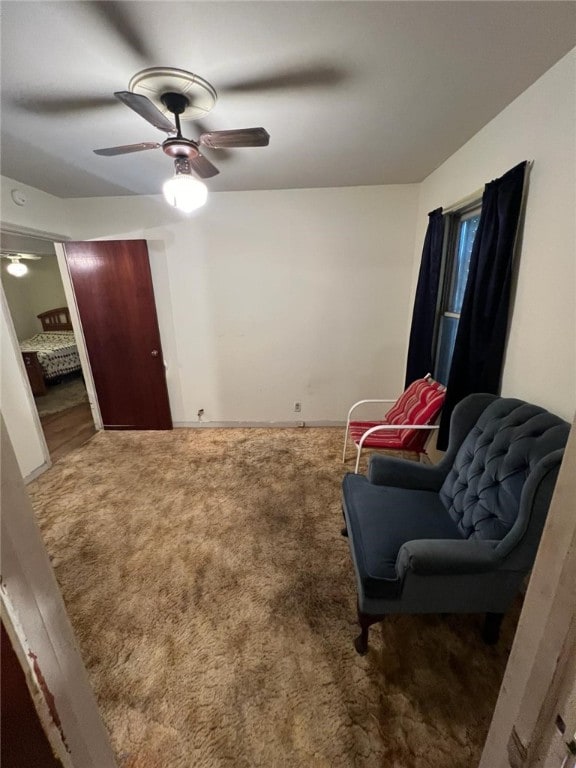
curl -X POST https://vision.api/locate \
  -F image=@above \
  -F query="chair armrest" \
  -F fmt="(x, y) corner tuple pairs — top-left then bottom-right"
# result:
(346, 398), (396, 422)
(396, 539), (502, 577)
(367, 454), (449, 490)
(358, 423), (438, 450)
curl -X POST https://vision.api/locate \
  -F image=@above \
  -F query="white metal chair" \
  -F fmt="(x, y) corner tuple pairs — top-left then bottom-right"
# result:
(343, 374), (446, 473)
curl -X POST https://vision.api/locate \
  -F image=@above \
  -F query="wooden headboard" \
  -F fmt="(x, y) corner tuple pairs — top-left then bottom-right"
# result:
(37, 307), (73, 331)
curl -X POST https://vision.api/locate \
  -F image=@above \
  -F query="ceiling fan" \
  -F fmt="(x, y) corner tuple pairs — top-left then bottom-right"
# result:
(1, 252), (42, 277)
(93, 67), (270, 181)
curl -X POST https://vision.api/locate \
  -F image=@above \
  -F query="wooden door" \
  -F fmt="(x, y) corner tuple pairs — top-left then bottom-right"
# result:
(63, 240), (172, 429)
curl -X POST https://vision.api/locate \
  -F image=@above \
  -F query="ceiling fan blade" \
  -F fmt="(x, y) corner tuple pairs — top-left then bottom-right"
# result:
(90, 1), (155, 62)
(189, 154), (220, 179)
(199, 128), (270, 149)
(93, 142), (161, 157)
(12, 95), (117, 115)
(220, 64), (346, 94)
(0, 252), (42, 260)
(193, 121), (232, 161)
(114, 91), (175, 134)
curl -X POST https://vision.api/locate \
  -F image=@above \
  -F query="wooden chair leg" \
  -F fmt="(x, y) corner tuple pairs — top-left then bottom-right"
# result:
(482, 612), (504, 645)
(354, 604), (384, 655)
(341, 506), (349, 537)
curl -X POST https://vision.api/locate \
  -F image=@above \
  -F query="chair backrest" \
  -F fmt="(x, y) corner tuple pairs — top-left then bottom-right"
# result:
(385, 375), (446, 452)
(439, 398), (570, 543)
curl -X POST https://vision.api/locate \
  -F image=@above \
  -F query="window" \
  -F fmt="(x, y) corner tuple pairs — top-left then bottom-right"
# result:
(434, 205), (481, 385)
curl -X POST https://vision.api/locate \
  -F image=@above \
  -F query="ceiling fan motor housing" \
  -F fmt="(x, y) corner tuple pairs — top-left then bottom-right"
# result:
(162, 137), (200, 159)
(160, 91), (189, 116)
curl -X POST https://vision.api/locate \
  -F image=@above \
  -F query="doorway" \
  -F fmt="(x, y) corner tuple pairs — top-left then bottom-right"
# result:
(0, 230), (96, 463)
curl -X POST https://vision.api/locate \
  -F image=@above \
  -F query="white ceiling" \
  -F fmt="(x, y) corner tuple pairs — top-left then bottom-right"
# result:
(1, 1), (575, 198)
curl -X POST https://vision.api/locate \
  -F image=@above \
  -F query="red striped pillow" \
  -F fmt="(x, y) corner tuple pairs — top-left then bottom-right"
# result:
(385, 376), (446, 451)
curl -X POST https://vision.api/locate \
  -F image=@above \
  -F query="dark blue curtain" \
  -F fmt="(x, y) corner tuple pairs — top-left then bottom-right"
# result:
(438, 161), (527, 448)
(404, 208), (445, 387)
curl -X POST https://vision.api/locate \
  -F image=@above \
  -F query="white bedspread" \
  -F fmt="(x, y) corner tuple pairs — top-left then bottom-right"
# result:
(20, 331), (81, 379)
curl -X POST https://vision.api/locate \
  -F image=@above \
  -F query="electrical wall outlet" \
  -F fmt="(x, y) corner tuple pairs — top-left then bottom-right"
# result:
(294, 401), (301, 413)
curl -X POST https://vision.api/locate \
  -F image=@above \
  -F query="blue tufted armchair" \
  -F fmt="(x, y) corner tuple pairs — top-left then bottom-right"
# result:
(341, 394), (570, 654)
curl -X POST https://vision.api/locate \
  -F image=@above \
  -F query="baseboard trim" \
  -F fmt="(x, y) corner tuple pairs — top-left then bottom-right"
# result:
(173, 420), (346, 429)
(24, 461), (51, 484)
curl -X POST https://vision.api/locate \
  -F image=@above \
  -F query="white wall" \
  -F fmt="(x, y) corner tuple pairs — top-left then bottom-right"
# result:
(65, 185), (419, 424)
(413, 49), (576, 422)
(1, 175), (69, 238)
(1, 254), (67, 341)
(1, 268), (31, 341)
(0, 289), (49, 478)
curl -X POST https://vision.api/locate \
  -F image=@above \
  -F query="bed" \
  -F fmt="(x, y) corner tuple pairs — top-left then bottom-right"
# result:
(20, 307), (82, 396)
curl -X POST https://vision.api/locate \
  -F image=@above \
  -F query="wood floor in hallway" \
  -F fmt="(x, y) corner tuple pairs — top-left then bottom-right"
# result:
(40, 403), (96, 463)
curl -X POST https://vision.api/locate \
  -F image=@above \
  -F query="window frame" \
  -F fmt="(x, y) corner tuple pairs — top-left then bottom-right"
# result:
(432, 200), (482, 385)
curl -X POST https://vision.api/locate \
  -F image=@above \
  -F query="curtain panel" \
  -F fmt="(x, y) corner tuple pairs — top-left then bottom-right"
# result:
(404, 208), (445, 388)
(437, 161), (528, 448)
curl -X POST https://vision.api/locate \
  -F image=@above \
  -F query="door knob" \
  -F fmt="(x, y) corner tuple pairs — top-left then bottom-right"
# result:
(151, 349), (159, 357)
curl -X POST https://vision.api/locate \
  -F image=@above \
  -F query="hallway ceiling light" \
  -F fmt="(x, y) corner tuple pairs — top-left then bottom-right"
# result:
(7, 259), (28, 276)
(1, 252), (42, 277)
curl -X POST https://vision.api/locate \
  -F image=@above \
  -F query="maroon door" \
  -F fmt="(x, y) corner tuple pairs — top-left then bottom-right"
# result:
(63, 240), (172, 430)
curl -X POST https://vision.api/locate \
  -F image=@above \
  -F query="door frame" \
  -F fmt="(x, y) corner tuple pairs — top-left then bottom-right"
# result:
(1, 416), (117, 767)
(2, 592), (75, 768)
(0, 224), (103, 477)
(0, 223), (82, 479)
(479, 416), (576, 767)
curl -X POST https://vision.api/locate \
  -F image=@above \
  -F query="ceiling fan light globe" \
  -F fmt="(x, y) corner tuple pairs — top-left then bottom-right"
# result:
(162, 174), (208, 213)
(6, 261), (28, 277)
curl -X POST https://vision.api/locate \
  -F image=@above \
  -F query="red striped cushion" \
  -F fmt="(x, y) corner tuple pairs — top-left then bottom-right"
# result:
(349, 421), (405, 449)
(349, 376), (446, 453)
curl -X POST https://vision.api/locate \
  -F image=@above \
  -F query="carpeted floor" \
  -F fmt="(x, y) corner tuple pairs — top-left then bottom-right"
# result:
(28, 428), (517, 768)
(34, 376), (88, 416)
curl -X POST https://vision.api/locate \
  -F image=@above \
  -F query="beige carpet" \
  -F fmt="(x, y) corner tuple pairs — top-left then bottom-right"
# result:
(28, 428), (518, 768)
(34, 376), (88, 416)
